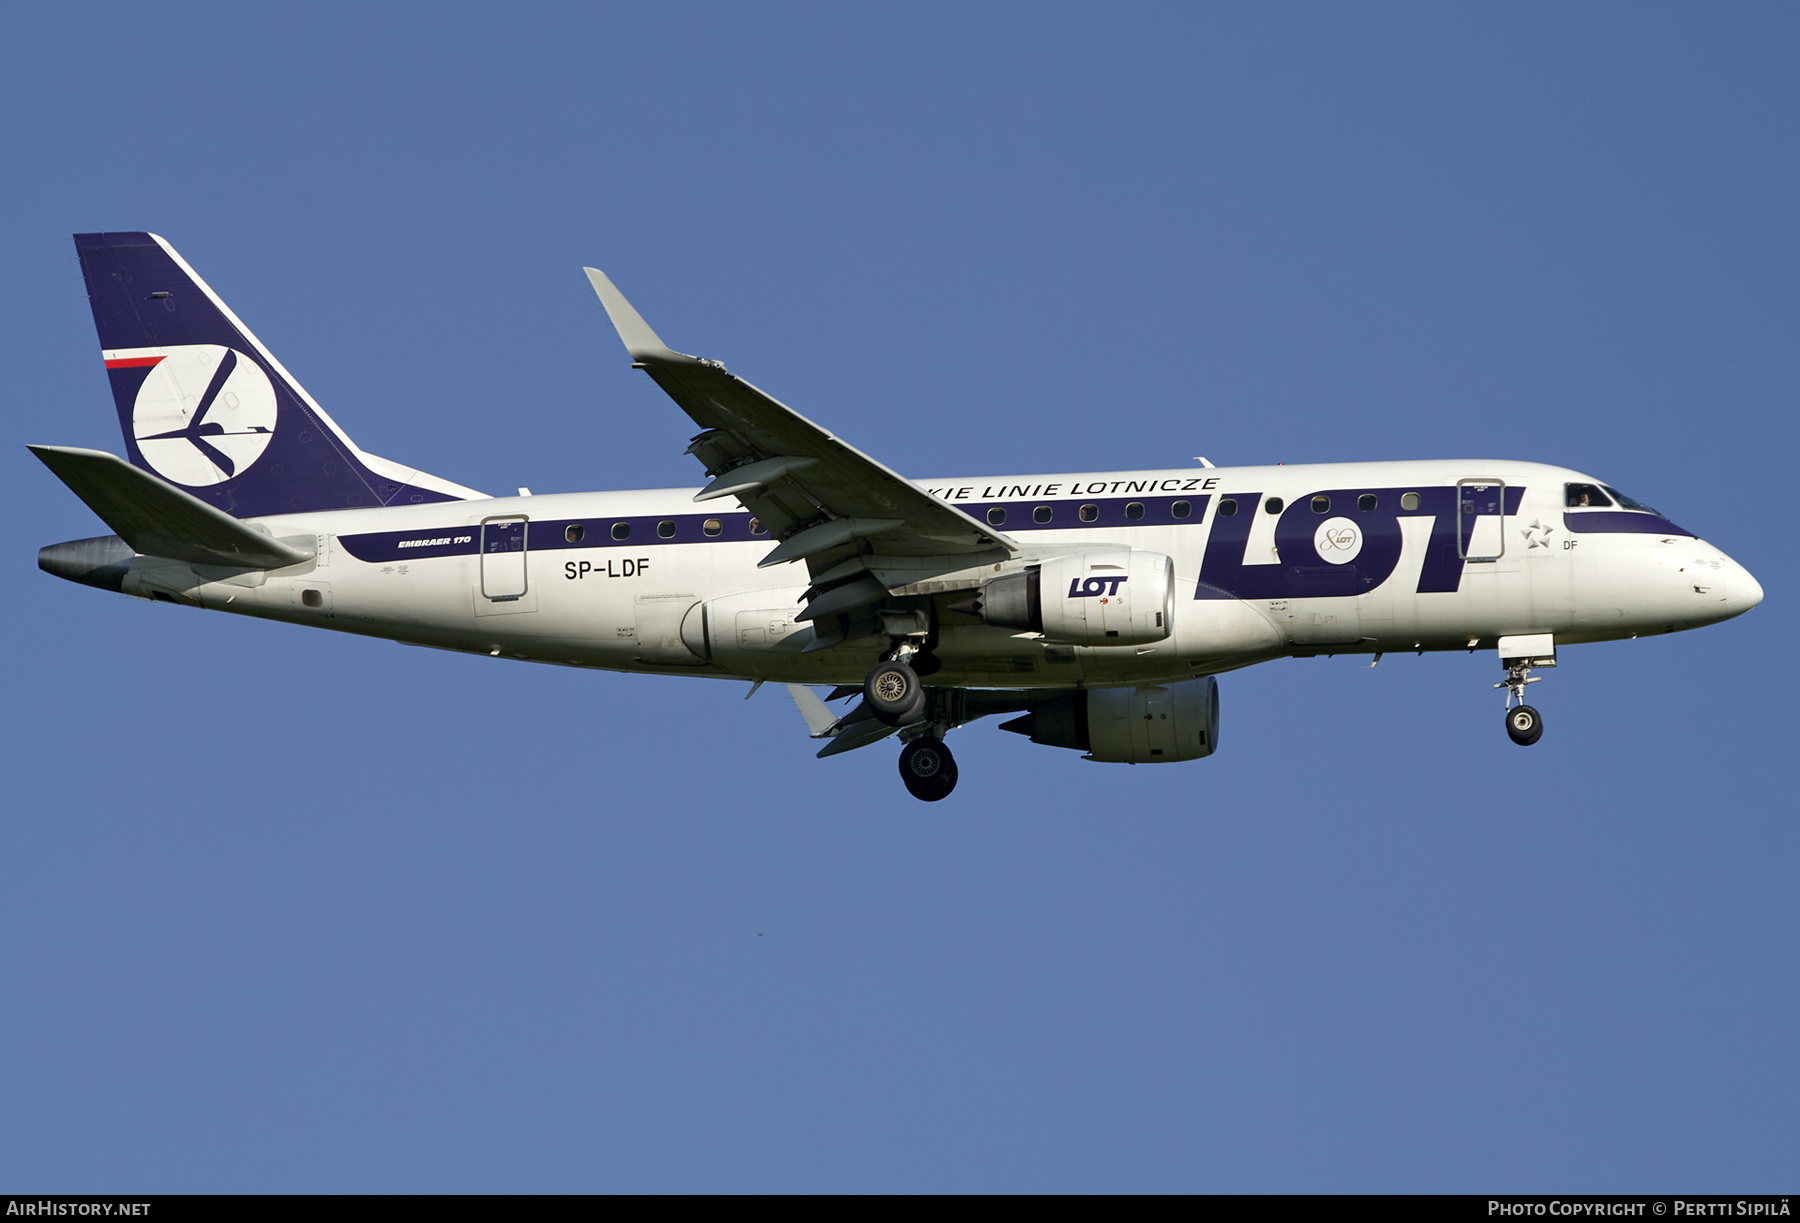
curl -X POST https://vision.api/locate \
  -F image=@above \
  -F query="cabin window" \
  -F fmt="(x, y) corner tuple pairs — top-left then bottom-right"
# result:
(1311, 495), (1330, 514)
(1033, 505), (1053, 524)
(1400, 492), (1420, 511)
(748, 517), (767, 535)
(1264, 497), (1284, 515)
(1217, 498), (1237, 517)
(565, 524), (585, 543)
(1079, 504), (1099, 523)
(702, 518), (722, 537)
(657, 520), (677, 539)
(1171, 500), (1191, 519)
(611, 522), (631, 541)
(1358, 494), (1377, 512)
(987, 506), (1007, 526)
(301, 589), (323, 608)
(1125, 502), (1145, 520)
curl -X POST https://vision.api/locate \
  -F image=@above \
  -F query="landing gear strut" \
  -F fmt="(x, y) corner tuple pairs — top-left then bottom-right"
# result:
(1495, 653), (1550, 747)
(866, 636), (959, 799)
(899, 736), (958, 801)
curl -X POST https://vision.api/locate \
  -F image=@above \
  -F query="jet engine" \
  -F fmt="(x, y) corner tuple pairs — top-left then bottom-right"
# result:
(999, 676), (1219, 763)
(962, 550), (1173, 646)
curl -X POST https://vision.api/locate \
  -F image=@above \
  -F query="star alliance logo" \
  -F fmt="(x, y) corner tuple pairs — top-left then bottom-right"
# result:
(1520, 519), (1555, 549)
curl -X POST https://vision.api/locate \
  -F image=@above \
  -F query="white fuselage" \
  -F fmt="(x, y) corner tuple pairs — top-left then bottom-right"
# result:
(115, 459), (1762, 688)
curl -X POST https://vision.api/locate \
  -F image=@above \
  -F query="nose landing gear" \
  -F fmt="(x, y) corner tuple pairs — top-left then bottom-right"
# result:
(1494, 635), (1556, 747)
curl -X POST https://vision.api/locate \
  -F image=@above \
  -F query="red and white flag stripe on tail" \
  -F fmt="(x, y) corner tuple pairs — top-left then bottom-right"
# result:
(102, 349), (171, 369)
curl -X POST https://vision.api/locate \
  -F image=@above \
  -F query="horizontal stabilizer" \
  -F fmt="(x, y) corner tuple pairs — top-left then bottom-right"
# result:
(30, 445), (314, 569)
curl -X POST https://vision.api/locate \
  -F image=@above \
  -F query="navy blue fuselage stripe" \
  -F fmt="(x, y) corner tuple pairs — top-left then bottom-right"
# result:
(1562, 511), (1693, 537)
(960, 494), (1209, 529)
(338, 488), (1541, 581)
(336, 497), (1216, 563)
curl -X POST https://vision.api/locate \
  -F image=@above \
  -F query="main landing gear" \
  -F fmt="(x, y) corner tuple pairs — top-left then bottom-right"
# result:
(899, 736), (958, 802)
(1496, 655), (1549, 747)
(863, 646), (960, 801)
(865, 658), (926, 726)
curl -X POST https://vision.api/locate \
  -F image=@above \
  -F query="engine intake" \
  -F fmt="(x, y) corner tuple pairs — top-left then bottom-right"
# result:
(1000, 677), (1219, 763)
(963, 550), (1173, 646)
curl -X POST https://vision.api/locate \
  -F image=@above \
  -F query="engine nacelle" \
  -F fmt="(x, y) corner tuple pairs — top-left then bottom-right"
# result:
(973, 549), (1173, 646)
(1000, 677), (1219, 763)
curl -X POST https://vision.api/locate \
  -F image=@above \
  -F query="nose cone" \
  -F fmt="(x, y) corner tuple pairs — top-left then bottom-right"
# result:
(1728, 558), (1764, 615)
(1707, 549), (1764, 621)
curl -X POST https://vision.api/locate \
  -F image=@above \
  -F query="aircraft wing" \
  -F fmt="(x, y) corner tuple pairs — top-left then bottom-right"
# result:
(585, 269), (1016, 578)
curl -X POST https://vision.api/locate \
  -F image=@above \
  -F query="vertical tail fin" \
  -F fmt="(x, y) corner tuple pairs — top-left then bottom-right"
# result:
(74, 232), (483, 518)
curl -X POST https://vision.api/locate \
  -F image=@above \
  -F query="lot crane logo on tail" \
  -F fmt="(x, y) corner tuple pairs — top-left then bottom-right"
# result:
(122, 344), (277, 487)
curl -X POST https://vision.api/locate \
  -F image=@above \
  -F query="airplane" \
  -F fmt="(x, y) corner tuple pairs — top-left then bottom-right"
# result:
(33, 233), (1764, 801)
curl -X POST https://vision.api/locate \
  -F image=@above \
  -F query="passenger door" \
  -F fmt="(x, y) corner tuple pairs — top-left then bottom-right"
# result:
(480, 516), (529, 601)
(1458, 480), (1506, 563)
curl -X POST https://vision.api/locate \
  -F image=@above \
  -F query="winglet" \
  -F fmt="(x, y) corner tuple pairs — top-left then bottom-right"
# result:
(788, 685), (837, 738)
(583, 268), (700, 366)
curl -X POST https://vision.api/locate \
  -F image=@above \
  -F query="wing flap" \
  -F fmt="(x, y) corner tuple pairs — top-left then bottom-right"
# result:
(693, 454), (819, 502)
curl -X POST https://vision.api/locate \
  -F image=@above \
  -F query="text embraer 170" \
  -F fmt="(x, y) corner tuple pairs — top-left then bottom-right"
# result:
(34, 233), (1764, 800)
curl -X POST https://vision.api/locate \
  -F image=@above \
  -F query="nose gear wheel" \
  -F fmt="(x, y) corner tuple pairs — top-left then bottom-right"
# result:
(1505, 704), (1543, 746)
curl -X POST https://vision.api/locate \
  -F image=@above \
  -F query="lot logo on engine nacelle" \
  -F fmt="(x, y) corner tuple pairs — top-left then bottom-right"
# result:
(1069, 575), (1128, 597)
(131, 345), (278, 487)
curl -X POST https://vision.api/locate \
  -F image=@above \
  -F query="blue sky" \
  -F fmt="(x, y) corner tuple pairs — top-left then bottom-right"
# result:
(2, 2), (1794, 1192)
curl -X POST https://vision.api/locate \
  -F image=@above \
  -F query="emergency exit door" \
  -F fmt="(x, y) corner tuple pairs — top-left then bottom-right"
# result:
(481, 516), (529, 600)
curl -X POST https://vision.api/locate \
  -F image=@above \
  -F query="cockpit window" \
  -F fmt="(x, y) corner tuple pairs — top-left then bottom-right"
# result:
(1564, 483), (1613, 508)
(1601, 485), (1661, 515)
